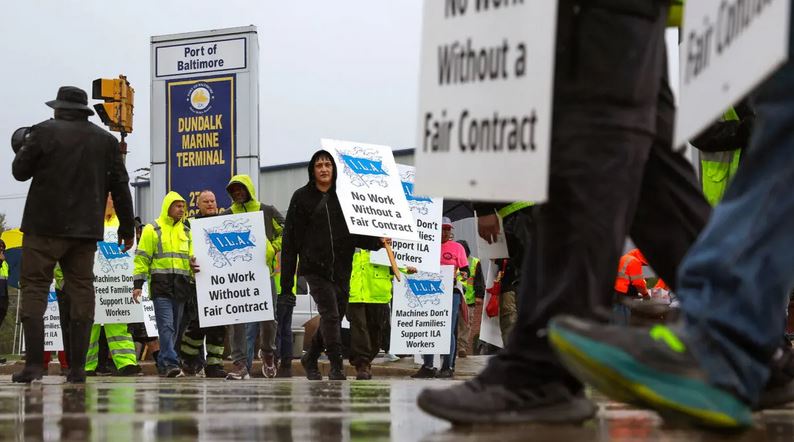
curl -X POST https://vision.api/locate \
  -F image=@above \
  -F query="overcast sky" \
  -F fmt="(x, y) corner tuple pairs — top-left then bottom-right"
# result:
(0, 2), (680, 229)
(0, 0), (424, 227)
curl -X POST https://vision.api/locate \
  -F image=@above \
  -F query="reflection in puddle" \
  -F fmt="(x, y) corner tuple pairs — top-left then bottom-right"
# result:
(0, 378), (789, 441)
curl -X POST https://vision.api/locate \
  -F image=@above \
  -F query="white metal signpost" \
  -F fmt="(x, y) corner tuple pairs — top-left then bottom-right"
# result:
(414, 0), (557, 202)
(675, 0), (790, 147)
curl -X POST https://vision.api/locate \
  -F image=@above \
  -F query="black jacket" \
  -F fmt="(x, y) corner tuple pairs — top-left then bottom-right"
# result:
(12, 110), (134, 240)
(280, 150), (381, 300)
(691, 100), (755, 153)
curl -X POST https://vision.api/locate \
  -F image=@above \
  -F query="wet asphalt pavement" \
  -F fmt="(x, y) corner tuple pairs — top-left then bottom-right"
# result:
(2, 376), (794, 441)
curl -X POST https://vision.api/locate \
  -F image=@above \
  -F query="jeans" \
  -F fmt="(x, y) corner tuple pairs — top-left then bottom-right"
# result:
(276, 303), (294, 362)
(245, 320), (277, 371)
(245, 284), (279, 369)
(611, 293), (631, 326)
(153, 297), (185, 370)
(228, 323), (247, 365)
(423, 290), (462, 370)
(679, 16), (794, 404)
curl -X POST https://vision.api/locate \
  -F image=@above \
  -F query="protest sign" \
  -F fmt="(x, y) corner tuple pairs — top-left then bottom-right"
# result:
(370, 164), (443, 273)
(192, 211), (274, 327)
(94, 228), (142, 324)
(390, 266), (454, 354)
(478, 261), (504, 348)
(323, 139), (419, 242)
(414, 0), (556, 201)
(44, 284), (64, 352)
(675, 0), (790, 147)
(140, 284), (158, 337)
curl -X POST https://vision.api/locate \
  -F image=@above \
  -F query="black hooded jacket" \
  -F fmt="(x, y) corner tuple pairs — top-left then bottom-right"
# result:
(12, 110), (134, 240)
(279, 150), (382, 302)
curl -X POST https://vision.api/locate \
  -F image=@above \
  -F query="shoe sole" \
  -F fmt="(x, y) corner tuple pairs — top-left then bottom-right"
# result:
(263, 366), (277, 378)
(225, 374), (251, 380)
(548, 324), (752, 429)
(417, 389), (597, 425)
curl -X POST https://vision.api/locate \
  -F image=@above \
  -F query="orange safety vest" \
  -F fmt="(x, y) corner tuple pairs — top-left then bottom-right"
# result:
(614, 254), (645, 294)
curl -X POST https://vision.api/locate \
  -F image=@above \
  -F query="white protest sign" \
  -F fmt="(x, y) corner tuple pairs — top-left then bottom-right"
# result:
(414, 0), (556, 202)
(478, 261), (503, 348)
(475, 211), (509, 260)
(323, 139), (420, 242)
(140, 284), (158, 337)
(390, 266), (454, 354)
(193, 212), (274, 327)
(675, 0), (790, 147)
(44, 284), (64, 352)
(94, 228), (142, 324)
(370, 164), (443, 273)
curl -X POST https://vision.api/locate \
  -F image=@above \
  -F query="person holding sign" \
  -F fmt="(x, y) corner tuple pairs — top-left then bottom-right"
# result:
(412, 218), (469, 379)
(550, 15), (794, 428)
(224, 175), (284, 380)
(457, 240), (484, 357)
(474, 201), (534, 345)
(86, 197), (142, 376)
(416, 0), (715, 426)
(133, 192), (195, 378)
(348, 249), (416, 380)
(280, 150), (385, 381)
(179, 190), (228, 379)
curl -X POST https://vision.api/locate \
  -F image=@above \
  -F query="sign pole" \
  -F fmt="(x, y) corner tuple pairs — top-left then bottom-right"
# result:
(384, 241), (401, 282)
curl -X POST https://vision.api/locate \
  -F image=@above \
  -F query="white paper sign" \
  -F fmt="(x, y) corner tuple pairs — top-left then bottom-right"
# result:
(94, 228), (142, 324)
(140, 284), (158, 337)
(370, 164), (443, 273)
(675, 0), (790, 147)
(44, 284), (64, 352)
(193, 212), (274, 327)
(475, 212), (509, 260)
(390, 266), (454, 354)
(322, 139), (419, 242)
(478, 261), (503, 348)
(414, 1), (556, 202)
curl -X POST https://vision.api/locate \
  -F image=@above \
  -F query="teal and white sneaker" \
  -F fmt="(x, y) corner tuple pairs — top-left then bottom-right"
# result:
(548, 315), (752, 429)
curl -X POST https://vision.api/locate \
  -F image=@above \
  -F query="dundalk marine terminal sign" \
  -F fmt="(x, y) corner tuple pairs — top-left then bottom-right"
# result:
(150, 27), (260, 219)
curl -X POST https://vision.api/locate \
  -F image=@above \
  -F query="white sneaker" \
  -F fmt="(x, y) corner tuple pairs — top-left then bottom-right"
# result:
(384, 353), (400, 362)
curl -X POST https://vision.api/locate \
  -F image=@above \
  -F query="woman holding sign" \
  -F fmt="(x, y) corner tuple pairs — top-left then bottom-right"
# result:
(412, 218), (469, 379)
(280, 150), (385, 381)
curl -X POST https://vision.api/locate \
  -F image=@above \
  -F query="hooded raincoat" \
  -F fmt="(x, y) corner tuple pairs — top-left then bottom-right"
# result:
(225, 174), (284, 266)
(280, 150), (382, 303)
(133, 192), (193, 300)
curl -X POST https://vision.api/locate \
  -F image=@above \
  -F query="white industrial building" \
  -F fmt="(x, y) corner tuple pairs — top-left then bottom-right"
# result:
(132, 148), (415, 224)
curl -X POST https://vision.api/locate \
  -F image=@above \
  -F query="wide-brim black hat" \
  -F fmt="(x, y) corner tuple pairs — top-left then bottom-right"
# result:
(46, 86), (94, 115)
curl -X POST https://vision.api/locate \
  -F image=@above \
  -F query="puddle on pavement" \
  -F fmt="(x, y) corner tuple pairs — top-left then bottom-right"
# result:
(0, 377), (790, 441)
